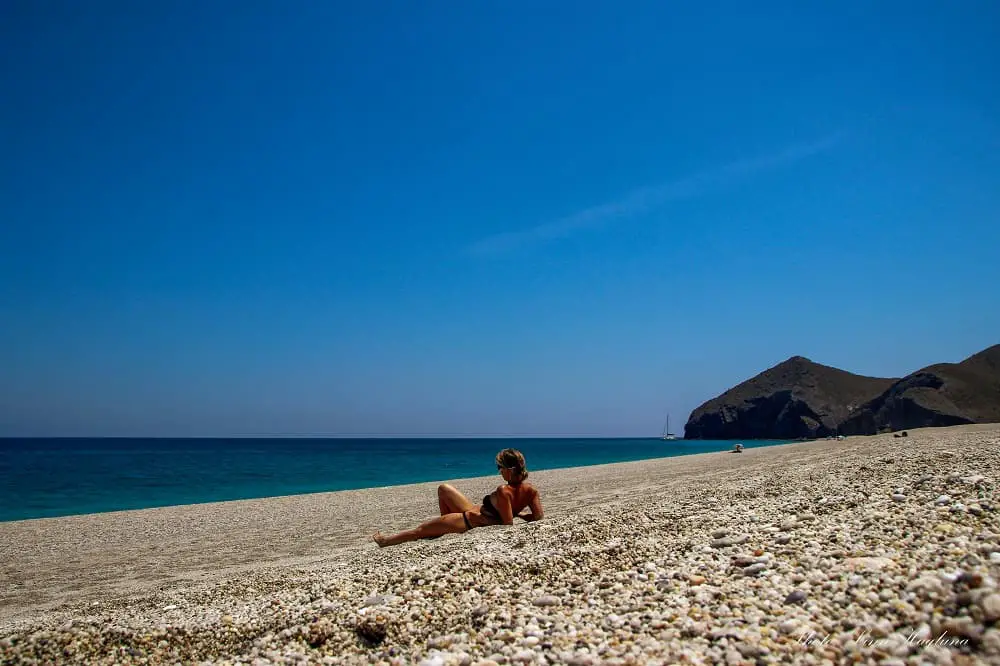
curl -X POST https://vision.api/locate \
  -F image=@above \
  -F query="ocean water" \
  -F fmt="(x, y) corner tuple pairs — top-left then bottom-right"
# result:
(0, 437), (789, 522)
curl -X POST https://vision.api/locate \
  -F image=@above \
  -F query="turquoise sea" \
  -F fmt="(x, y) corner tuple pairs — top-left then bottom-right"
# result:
(0, 437), (790, 522)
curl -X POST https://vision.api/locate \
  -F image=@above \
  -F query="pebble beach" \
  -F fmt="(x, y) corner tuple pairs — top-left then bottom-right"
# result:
(2, 424), (999, 665)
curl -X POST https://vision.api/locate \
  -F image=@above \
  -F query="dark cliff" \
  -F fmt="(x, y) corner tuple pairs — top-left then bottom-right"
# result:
(684, 345), (1000, 439)
(684, 356), (895, 440)
(840, 344), (1000, 434)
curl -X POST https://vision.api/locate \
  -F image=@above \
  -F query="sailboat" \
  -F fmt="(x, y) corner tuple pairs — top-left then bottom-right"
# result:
(661, 413), (678, 440)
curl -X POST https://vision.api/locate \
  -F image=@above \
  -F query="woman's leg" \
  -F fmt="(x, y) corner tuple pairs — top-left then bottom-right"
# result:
(373, 513), (470, 547)
(437, 483), (475, 516)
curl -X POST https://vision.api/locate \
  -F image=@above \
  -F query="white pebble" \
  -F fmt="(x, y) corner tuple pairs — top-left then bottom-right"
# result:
(419, 658), (445, 666)
(532, 595), (561, 607)
(981, 593), (1000, 623)
(937, 570), (961, 583)
(778, 619), (799, 635)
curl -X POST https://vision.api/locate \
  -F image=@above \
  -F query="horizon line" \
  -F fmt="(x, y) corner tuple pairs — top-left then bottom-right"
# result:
(1, 433), (680, 440)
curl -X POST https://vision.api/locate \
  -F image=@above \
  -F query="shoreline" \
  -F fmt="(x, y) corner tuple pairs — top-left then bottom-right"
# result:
(2, 424), (998, 664)
(0, 437), (791, 524)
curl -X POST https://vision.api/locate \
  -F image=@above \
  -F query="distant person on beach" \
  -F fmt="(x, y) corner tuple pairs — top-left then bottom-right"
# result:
(372, 448), (544, 547)
(733, 443), (744, 453)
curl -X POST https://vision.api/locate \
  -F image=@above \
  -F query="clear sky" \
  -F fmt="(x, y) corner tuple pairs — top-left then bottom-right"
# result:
(2, 2), (998, 437)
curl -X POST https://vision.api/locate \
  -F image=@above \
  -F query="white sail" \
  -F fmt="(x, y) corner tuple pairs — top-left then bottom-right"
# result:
(661, 413), (677, 440)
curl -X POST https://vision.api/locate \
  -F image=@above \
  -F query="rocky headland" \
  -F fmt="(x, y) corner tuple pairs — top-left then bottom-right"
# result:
(685, 345), (1000, 440)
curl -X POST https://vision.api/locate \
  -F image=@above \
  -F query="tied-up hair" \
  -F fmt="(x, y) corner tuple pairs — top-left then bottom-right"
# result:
(496, 448), (528, 485)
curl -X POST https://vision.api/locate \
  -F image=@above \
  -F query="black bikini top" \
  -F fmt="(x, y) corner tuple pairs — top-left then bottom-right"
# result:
(481, 494), (501, 520)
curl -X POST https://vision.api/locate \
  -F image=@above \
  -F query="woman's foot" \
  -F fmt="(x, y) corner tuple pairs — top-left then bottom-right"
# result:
(372, 532), (390, 548)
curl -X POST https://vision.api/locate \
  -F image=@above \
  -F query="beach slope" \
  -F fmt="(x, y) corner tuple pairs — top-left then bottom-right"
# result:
(2, 425), (999, 664)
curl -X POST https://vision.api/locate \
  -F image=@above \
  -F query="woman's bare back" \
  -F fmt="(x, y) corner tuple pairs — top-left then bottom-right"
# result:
(488, 482), (544, 524)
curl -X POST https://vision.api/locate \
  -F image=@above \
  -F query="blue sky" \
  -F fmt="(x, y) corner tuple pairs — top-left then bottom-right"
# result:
(2, 2), (998, 437)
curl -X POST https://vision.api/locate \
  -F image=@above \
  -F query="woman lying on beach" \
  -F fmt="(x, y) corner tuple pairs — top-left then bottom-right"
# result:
(372, 448), (544, 548)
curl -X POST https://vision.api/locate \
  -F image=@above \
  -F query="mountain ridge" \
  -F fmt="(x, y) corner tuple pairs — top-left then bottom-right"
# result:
(684, 344), (1000, 439)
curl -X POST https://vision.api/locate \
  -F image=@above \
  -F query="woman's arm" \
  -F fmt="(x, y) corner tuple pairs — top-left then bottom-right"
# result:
(515, 489), (545, 523)
(519, 488), (544, 522)
(493, 489), (515, 525)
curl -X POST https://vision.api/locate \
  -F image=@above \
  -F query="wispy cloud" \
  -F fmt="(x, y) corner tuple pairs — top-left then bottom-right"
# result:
(467, 132), (846, 255)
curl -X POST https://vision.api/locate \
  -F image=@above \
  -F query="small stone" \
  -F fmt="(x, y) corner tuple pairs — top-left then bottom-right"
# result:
(940, 617), (983, 641)
(565, 658), (594, 666)
(957, 572), (984, 588)
(775, 533), (792, 544)
(363, 594), (398, 607)
(981, 593), (1000, 622)
(935, 495), (951, 506)
(891, 494), (906, 503)
(871, 618), (894, 638)
(906, 576), (943, 593)
(419, 657), (446, 666)
(162, 605), (178, 611)
(532, 595), (561, 607)
(712, 529), (729, 539)
(428, 635), (453, 649)
(938, 570), (961, 583)
(712, 535), (749, 548)
(742, 563), (767, 576)
(778, 619), (799, 635)
(784, 590), (807, 605)
(689, 575), (706, 585)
